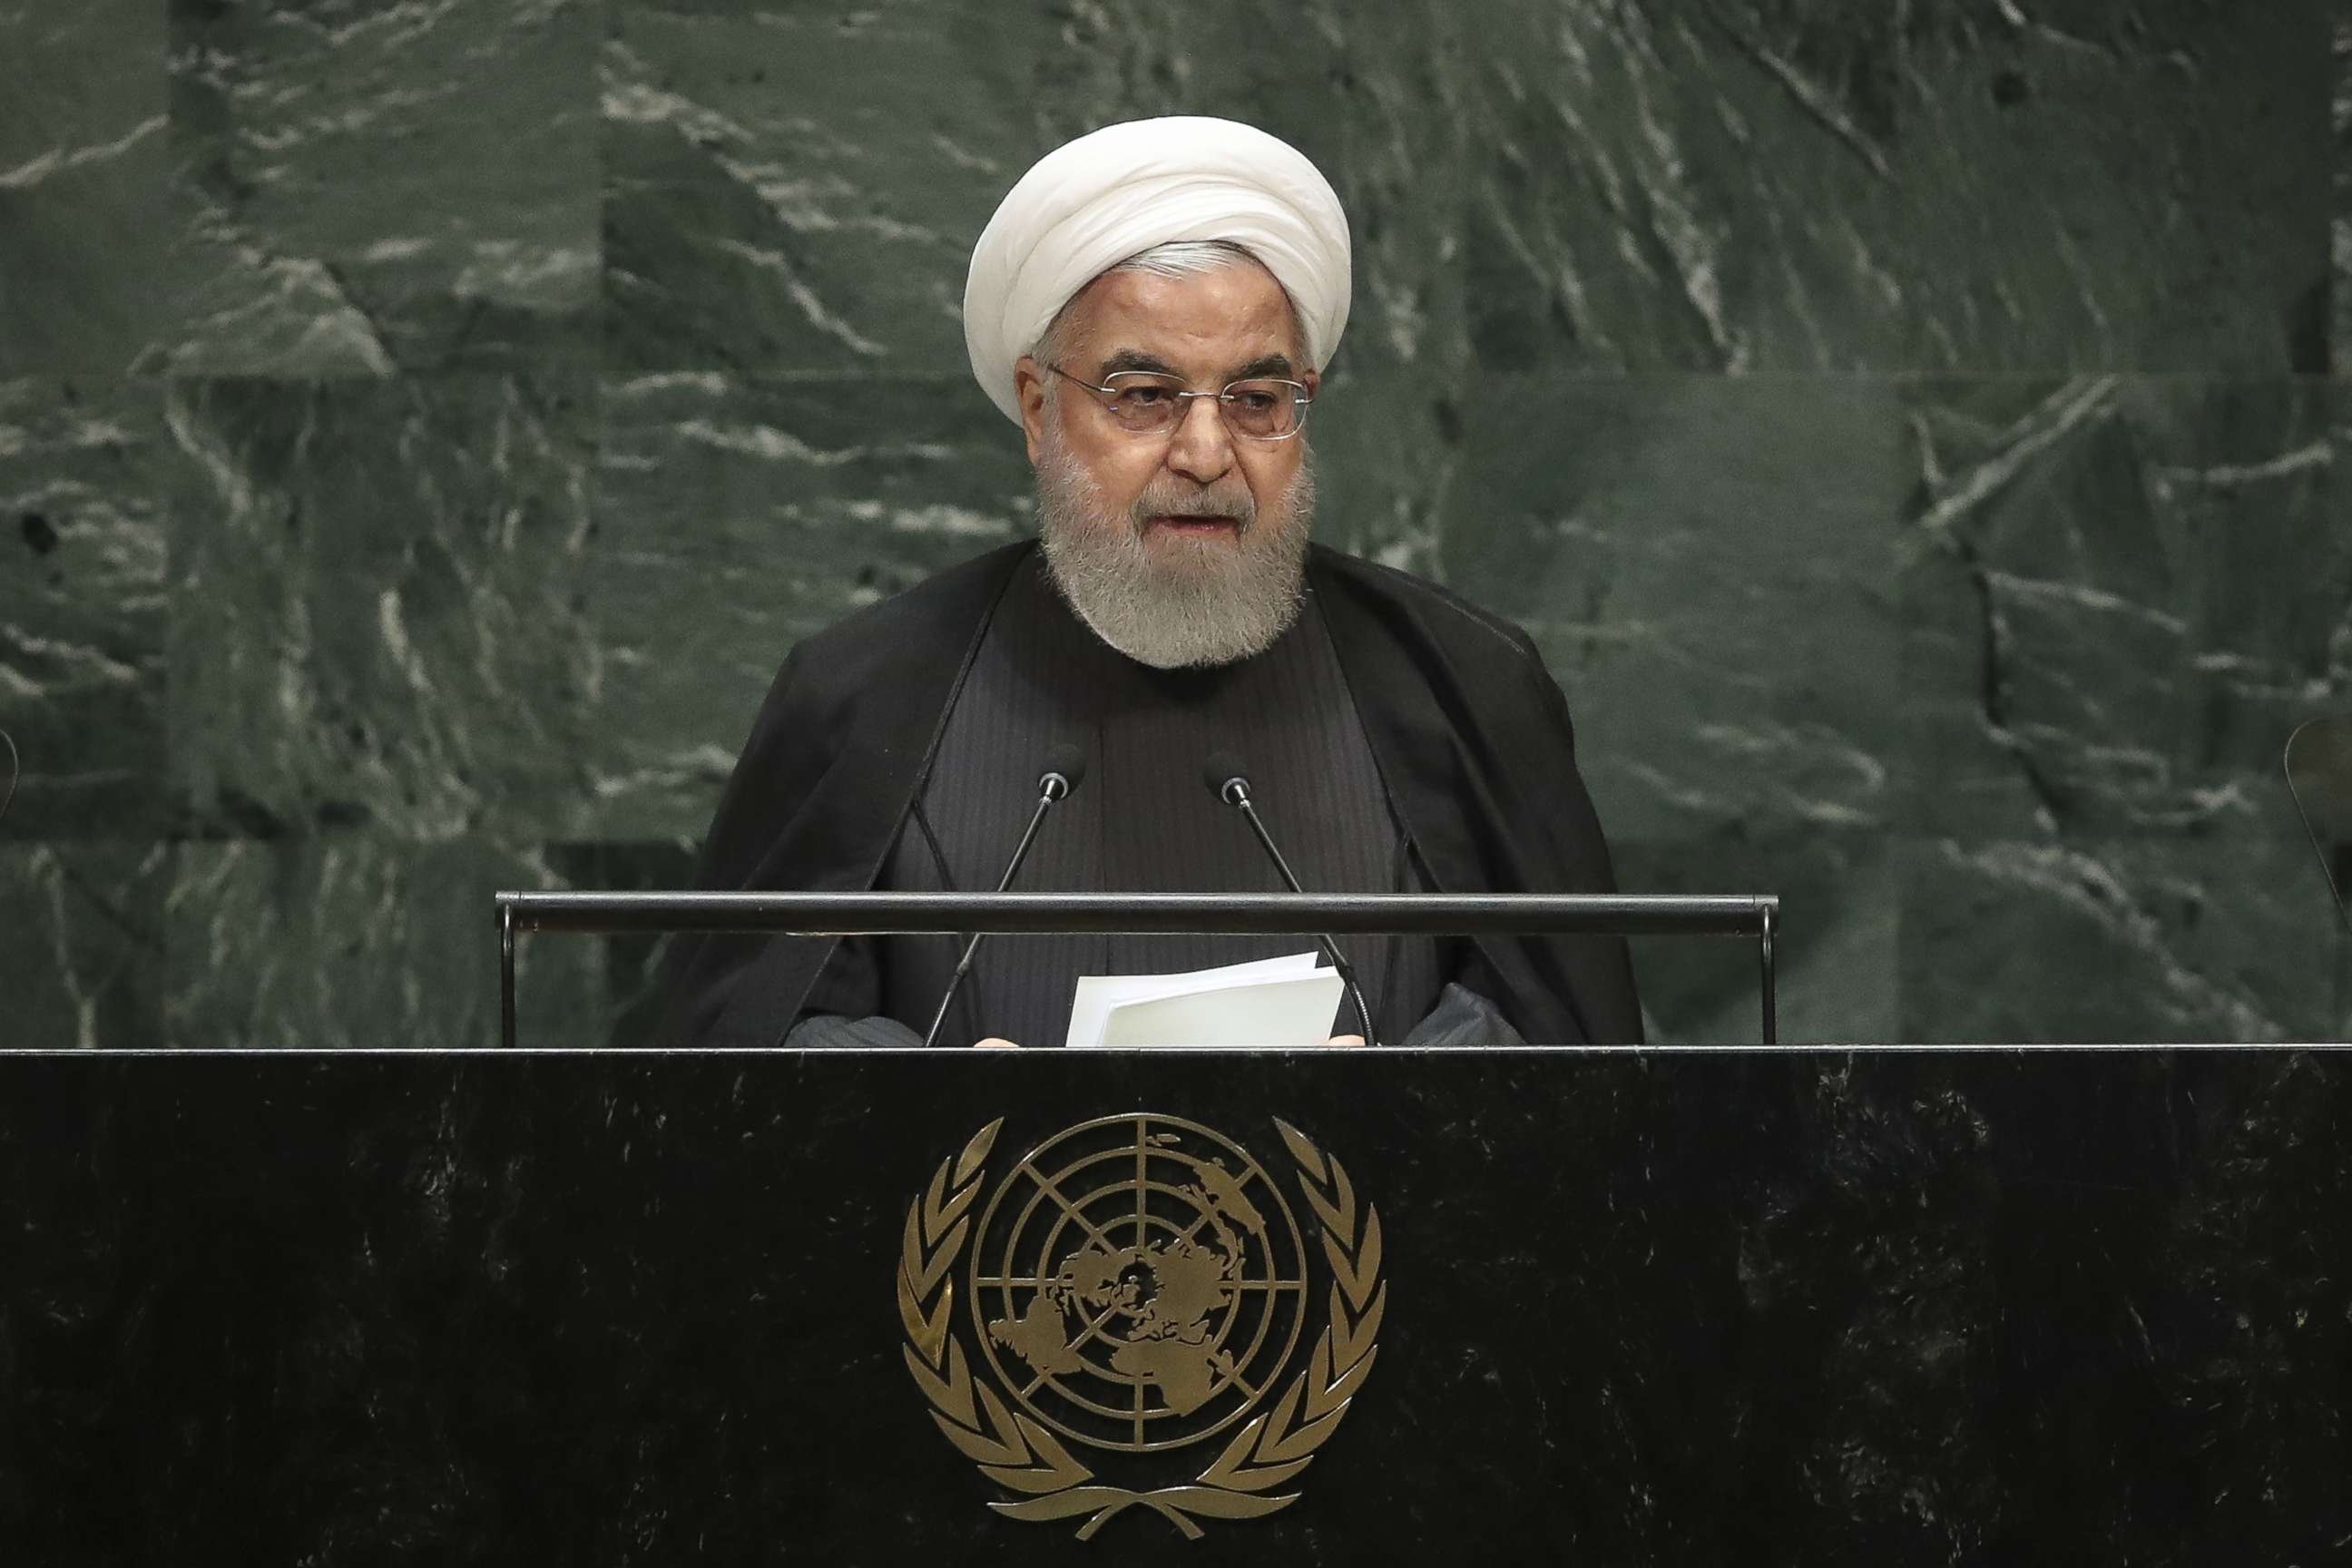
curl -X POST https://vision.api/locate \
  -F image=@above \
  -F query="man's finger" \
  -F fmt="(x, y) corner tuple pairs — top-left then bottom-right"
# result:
(974, 1037), (1022, 1049)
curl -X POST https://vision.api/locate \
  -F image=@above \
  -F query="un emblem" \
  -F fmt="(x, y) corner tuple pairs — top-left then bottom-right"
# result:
(897, 1114), (1387, 1540)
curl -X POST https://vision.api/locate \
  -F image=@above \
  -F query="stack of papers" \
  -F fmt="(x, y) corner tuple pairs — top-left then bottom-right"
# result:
(1063, 952), (1346, 1048)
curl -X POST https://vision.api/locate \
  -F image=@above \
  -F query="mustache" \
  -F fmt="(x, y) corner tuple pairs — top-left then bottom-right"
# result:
(1131, 485), (1255, 530)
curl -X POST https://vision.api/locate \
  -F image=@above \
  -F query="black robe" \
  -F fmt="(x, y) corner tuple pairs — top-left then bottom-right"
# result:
(843, 551), (1449, 1048)
(659, 539), (1643, 1047)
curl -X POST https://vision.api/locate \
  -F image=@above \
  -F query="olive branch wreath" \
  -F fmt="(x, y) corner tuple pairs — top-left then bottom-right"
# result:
(897, 1116), (1386, 1541)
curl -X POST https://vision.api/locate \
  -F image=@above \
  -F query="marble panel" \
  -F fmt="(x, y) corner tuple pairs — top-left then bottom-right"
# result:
(1896, 377), (2352, 1041)
(1380, 375), (1906, 1043)
(0, 0), (175, 377)
(152, 0), (599, 377)
(600, 6), (1003, 376)
(2337, 0), (2351, 368)
(582, 371), (1030, 839)
(164, 373), (601, 843)
(536, 840), (699, 1048)
(17, 833), (700, 1054)
(0, 843), (168, 1050)
(0, 379), (174, 838)
(603, 0), (2329, 378)
(161, 833), (619, 1050)
(9, 0), (2344, 1049)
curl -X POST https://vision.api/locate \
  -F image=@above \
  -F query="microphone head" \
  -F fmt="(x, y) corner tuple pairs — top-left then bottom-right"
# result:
(1202, 750), (1250, 805)
(1039, 742), (1088, 799)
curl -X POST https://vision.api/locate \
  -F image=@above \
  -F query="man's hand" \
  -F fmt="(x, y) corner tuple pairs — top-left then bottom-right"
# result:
(1324, 1034), (1366, 1048)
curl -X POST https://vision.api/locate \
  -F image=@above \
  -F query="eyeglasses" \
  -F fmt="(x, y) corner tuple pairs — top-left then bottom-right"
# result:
(1047, 363), (1313, 442)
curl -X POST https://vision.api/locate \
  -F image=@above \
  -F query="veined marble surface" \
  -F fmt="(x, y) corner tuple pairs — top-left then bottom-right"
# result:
(2, 0), (2347, 1047)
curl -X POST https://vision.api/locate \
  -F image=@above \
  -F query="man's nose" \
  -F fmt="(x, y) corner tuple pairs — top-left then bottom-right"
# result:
(1162, 393), (1235, 485)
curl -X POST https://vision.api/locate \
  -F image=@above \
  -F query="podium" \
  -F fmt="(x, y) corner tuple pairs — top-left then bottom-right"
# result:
(4, 1044), (2346, 1561)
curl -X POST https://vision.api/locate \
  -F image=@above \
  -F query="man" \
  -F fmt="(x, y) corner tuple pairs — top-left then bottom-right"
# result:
(661, 116), (1641, 1048)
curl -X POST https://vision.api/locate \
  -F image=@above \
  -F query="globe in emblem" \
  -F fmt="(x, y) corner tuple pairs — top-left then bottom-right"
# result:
(968, 1114), (1309, 1454)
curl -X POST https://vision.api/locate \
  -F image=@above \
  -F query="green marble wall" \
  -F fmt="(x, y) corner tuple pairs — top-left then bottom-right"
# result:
(4, 0), (2347, 1046)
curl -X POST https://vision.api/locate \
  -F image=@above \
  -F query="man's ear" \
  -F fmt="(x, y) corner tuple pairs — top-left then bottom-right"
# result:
(1302, 364), (1321, 400)
(1014, 357), (1049, 466)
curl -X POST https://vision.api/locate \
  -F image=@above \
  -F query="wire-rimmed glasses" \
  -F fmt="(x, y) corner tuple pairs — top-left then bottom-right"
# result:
(1046, 364), (1313, 442)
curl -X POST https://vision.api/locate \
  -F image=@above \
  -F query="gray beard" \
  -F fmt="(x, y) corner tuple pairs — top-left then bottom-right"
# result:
(1033, 436), (1315, 671)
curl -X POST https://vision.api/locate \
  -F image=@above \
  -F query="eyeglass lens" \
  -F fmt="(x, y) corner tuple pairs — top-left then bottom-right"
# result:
(1098, 373), (1306, 439)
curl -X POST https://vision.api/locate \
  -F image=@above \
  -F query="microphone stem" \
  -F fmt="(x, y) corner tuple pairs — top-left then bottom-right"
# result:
(922, 781), (1061, 1049)
(1230, 795), (1300, 891)
(994, 784), (1062, 896)
(1231, 796), (1379, 1048)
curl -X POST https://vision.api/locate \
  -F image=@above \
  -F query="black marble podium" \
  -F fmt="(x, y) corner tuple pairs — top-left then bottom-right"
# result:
(4, 1047), (2347, 1564)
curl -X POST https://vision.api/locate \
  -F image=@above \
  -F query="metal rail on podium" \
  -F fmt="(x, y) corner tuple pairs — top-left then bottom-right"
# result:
(492, 891), (1782, 1047)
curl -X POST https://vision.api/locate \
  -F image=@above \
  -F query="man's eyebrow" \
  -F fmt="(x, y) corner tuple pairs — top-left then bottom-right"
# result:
(1229, 353), (1297, 380)
(1089, 348), (1300, 380)
(1094, 348), (1179, 377)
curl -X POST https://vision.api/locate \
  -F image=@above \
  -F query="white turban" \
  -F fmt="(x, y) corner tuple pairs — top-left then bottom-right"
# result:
(963, 116), (1352, 425)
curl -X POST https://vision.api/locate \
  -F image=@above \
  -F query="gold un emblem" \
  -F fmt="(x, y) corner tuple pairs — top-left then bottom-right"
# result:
(897, 1113), (1387, 1540)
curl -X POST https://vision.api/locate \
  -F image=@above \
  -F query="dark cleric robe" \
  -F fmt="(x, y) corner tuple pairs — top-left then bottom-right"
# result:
(658, 539), (1642, 1048)
(807, 551), (1448, 1049)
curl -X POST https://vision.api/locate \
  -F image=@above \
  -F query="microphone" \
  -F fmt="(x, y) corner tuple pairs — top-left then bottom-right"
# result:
(1202, 751), (1379, 1047)
(920, 744), (1088, 1048)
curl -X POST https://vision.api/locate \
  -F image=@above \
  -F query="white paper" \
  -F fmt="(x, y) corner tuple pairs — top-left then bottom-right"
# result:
(1063, 952), (1318, 1047)
(1063, 951), (1343, 1048)
(1100, 970), (1347, 1047)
